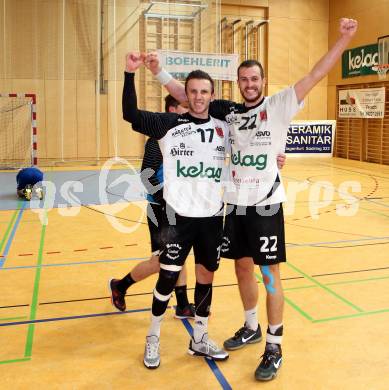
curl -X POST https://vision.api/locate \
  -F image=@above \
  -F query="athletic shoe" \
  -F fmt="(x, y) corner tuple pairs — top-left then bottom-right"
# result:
(255, 344), (282, 381)
(144, 335), (160, 369)
(109, 278), (126, 312)
(24, 185), (33, 201)
(174, 303), (195, 319)
(188, 334), (229, 361)
(223, 323), (262, 350)
(34, 187), (44, 200)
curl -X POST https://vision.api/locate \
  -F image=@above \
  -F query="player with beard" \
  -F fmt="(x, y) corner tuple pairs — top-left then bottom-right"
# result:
(144, 17), (358, 381)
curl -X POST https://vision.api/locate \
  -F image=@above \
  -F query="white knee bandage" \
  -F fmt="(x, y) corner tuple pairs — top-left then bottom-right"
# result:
(153, 288), (171, 302)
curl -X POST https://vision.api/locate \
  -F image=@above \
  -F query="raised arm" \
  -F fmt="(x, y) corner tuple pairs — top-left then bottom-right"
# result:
(122, 52), (146, 126)
(122, 52), (175, 139)
(144, 52), (187, 103)
(294, 18), (357, 103)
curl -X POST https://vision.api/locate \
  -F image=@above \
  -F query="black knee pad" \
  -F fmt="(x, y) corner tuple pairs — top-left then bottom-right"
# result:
(155, 268), (180, 296)
(152, 269), (181, 316)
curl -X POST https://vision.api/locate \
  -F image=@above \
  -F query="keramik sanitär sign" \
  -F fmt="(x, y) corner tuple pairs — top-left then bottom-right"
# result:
(285, 121), (336, 156)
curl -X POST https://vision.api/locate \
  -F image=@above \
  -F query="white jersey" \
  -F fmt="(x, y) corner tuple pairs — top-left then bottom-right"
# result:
(123, 72), (228, 216)
(211, 87), (302, 206)
(158, 115), (229, 217)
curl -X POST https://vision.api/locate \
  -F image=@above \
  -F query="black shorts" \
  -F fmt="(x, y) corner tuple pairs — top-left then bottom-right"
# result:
(158, 211), (223, 273)
(221, 203), (286, 266)
(147, 202), (164, 254)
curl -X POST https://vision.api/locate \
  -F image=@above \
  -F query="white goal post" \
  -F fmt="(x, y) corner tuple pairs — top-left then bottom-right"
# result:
(0, 93), (37, 169)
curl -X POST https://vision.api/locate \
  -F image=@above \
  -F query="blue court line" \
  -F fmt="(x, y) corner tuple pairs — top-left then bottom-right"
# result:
(180, 318), (232, 390)
(286, 236), (389, 248)
(0, 203), (26, 268)
(0, 307), (158, 327)
(2, 235), (389, 271)
(0, 256), (150, 271)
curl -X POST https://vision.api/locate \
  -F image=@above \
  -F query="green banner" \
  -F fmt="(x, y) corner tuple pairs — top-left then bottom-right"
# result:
(342, 44), (378, 78)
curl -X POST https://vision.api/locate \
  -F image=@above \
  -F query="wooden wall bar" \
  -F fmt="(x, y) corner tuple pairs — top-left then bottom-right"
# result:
(0, 0), (387, 165)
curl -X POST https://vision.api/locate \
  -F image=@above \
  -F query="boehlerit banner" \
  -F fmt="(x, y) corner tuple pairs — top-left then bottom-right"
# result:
(285, 120), (336, 156)
(157, 50), (239, 81)
(338, 87), (385, 118)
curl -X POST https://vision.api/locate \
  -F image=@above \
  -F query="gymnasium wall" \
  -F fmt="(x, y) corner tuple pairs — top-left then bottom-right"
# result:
(0, 0), (146, 164)
(1, 0), (364, 165)
(327, 0), (389, 164)
(267, 0), (329, 120)
(327, 0), (389, 119)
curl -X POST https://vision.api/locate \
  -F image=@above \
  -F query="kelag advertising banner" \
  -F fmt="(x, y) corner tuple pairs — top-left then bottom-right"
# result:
(285, 120), (336, 156)
(342, 44), (379, 78)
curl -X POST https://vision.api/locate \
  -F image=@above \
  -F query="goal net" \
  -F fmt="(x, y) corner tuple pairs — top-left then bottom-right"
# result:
(0, 93), (37, 169)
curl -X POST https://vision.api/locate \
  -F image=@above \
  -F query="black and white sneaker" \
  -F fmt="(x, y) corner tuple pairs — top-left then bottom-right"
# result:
(188, 334), (229, 361)
(255, 344), (282, 381)
(223, 323), (262, 350)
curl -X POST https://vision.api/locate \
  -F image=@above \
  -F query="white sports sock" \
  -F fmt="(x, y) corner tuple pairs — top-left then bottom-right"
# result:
(193, 315), (208, 343)
(268, 323), (282, 335)
(244, 307), (258, 331)
(147, 314), (164, 338)
(267, 323), (283, 345)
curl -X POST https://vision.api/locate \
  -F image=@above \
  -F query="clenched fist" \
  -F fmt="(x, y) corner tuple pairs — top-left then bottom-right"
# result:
(339, 18), (358, 38)
(144, 52), (161, 75)
(125, 52), (146, 73)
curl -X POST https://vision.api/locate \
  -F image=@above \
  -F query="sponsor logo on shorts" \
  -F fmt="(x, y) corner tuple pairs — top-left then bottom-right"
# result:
(166, 243), (182, 260)
(221, 236), (230, 253)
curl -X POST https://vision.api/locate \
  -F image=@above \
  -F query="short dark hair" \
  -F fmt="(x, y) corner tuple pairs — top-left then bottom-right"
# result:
(164, 94), (180, 112)
(238, 60), (265, 79)
(185, 69), (214, 94)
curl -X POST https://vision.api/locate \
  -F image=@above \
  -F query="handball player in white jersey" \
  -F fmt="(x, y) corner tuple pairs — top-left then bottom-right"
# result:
(145, 17), (358, 381)
(123, 53), (230, 369)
